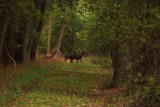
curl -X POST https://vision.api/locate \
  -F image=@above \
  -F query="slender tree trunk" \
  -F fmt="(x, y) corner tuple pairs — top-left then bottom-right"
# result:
(51, 23), (67, 57)
(30, 1), (46, 61)
(30, 24), (43, 61)
(56, 23), (67, 50)
(51, 12), (73, 56)
(111, 41), (120, 87)
(22, 17), (31, 62)
(47, 8), (52, 56)
(0, 15), (9, 64)
(110, 38), (127, 88)
(4, 45), (17, 71)
(30, 20), (43, 60)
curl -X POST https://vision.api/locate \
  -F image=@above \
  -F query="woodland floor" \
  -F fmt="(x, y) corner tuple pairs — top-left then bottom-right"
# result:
(0, 56), (127, 107)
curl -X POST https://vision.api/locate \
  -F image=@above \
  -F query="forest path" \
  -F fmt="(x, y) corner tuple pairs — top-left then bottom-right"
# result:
(2, 57), (124, 106)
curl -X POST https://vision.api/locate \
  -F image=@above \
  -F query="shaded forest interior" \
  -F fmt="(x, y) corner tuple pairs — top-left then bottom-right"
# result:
(0, 0), (160, 106)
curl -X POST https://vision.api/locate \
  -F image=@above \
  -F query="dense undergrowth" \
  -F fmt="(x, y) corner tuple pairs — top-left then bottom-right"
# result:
(124, 70), (160, 106)
(90, 56), (160, 106)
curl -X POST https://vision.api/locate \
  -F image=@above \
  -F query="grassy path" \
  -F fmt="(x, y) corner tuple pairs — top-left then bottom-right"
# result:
(1, 58), (115, 107)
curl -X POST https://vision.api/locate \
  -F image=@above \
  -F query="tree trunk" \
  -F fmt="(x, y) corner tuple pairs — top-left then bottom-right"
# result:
(30, 19), (44, 60)
(56, 23), (67, 50)
(109, 31), (127, 88)
(0, 15), (9, 65)
(51, 12), (73, 57)
(30, 1), (46, 61)
(47, 8), (52, 56)
(4, 45), (17, 71)
(22, 17), (31, 62)
(111, 41), (120, 87)
(51, 22), (67, 56)
(30, 29), (43, 61)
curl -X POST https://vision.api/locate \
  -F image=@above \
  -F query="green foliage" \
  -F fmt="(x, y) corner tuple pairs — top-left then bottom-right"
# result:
(40, 1), (85, 54)
(123, 71), (160, 106)
(1, 0), (160, 106)
(89, 56), (112, 68)
(80, 0), (160, 105)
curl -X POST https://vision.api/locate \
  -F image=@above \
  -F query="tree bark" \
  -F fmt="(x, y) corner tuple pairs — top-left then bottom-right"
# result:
(30, 24), (43, 61)
(56, 23), (67, 50)
(111, 41), (120, 87)
(51, 12), (73, 57)
(30, 1), (47, 61)
(0, 15), (9, 64)
(4, 45), (17, 71)
(109, 29), (127, 88)
(47, 8), (52, 56)
(22, 17), (31, 62)
(51, 23), (67, 57)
